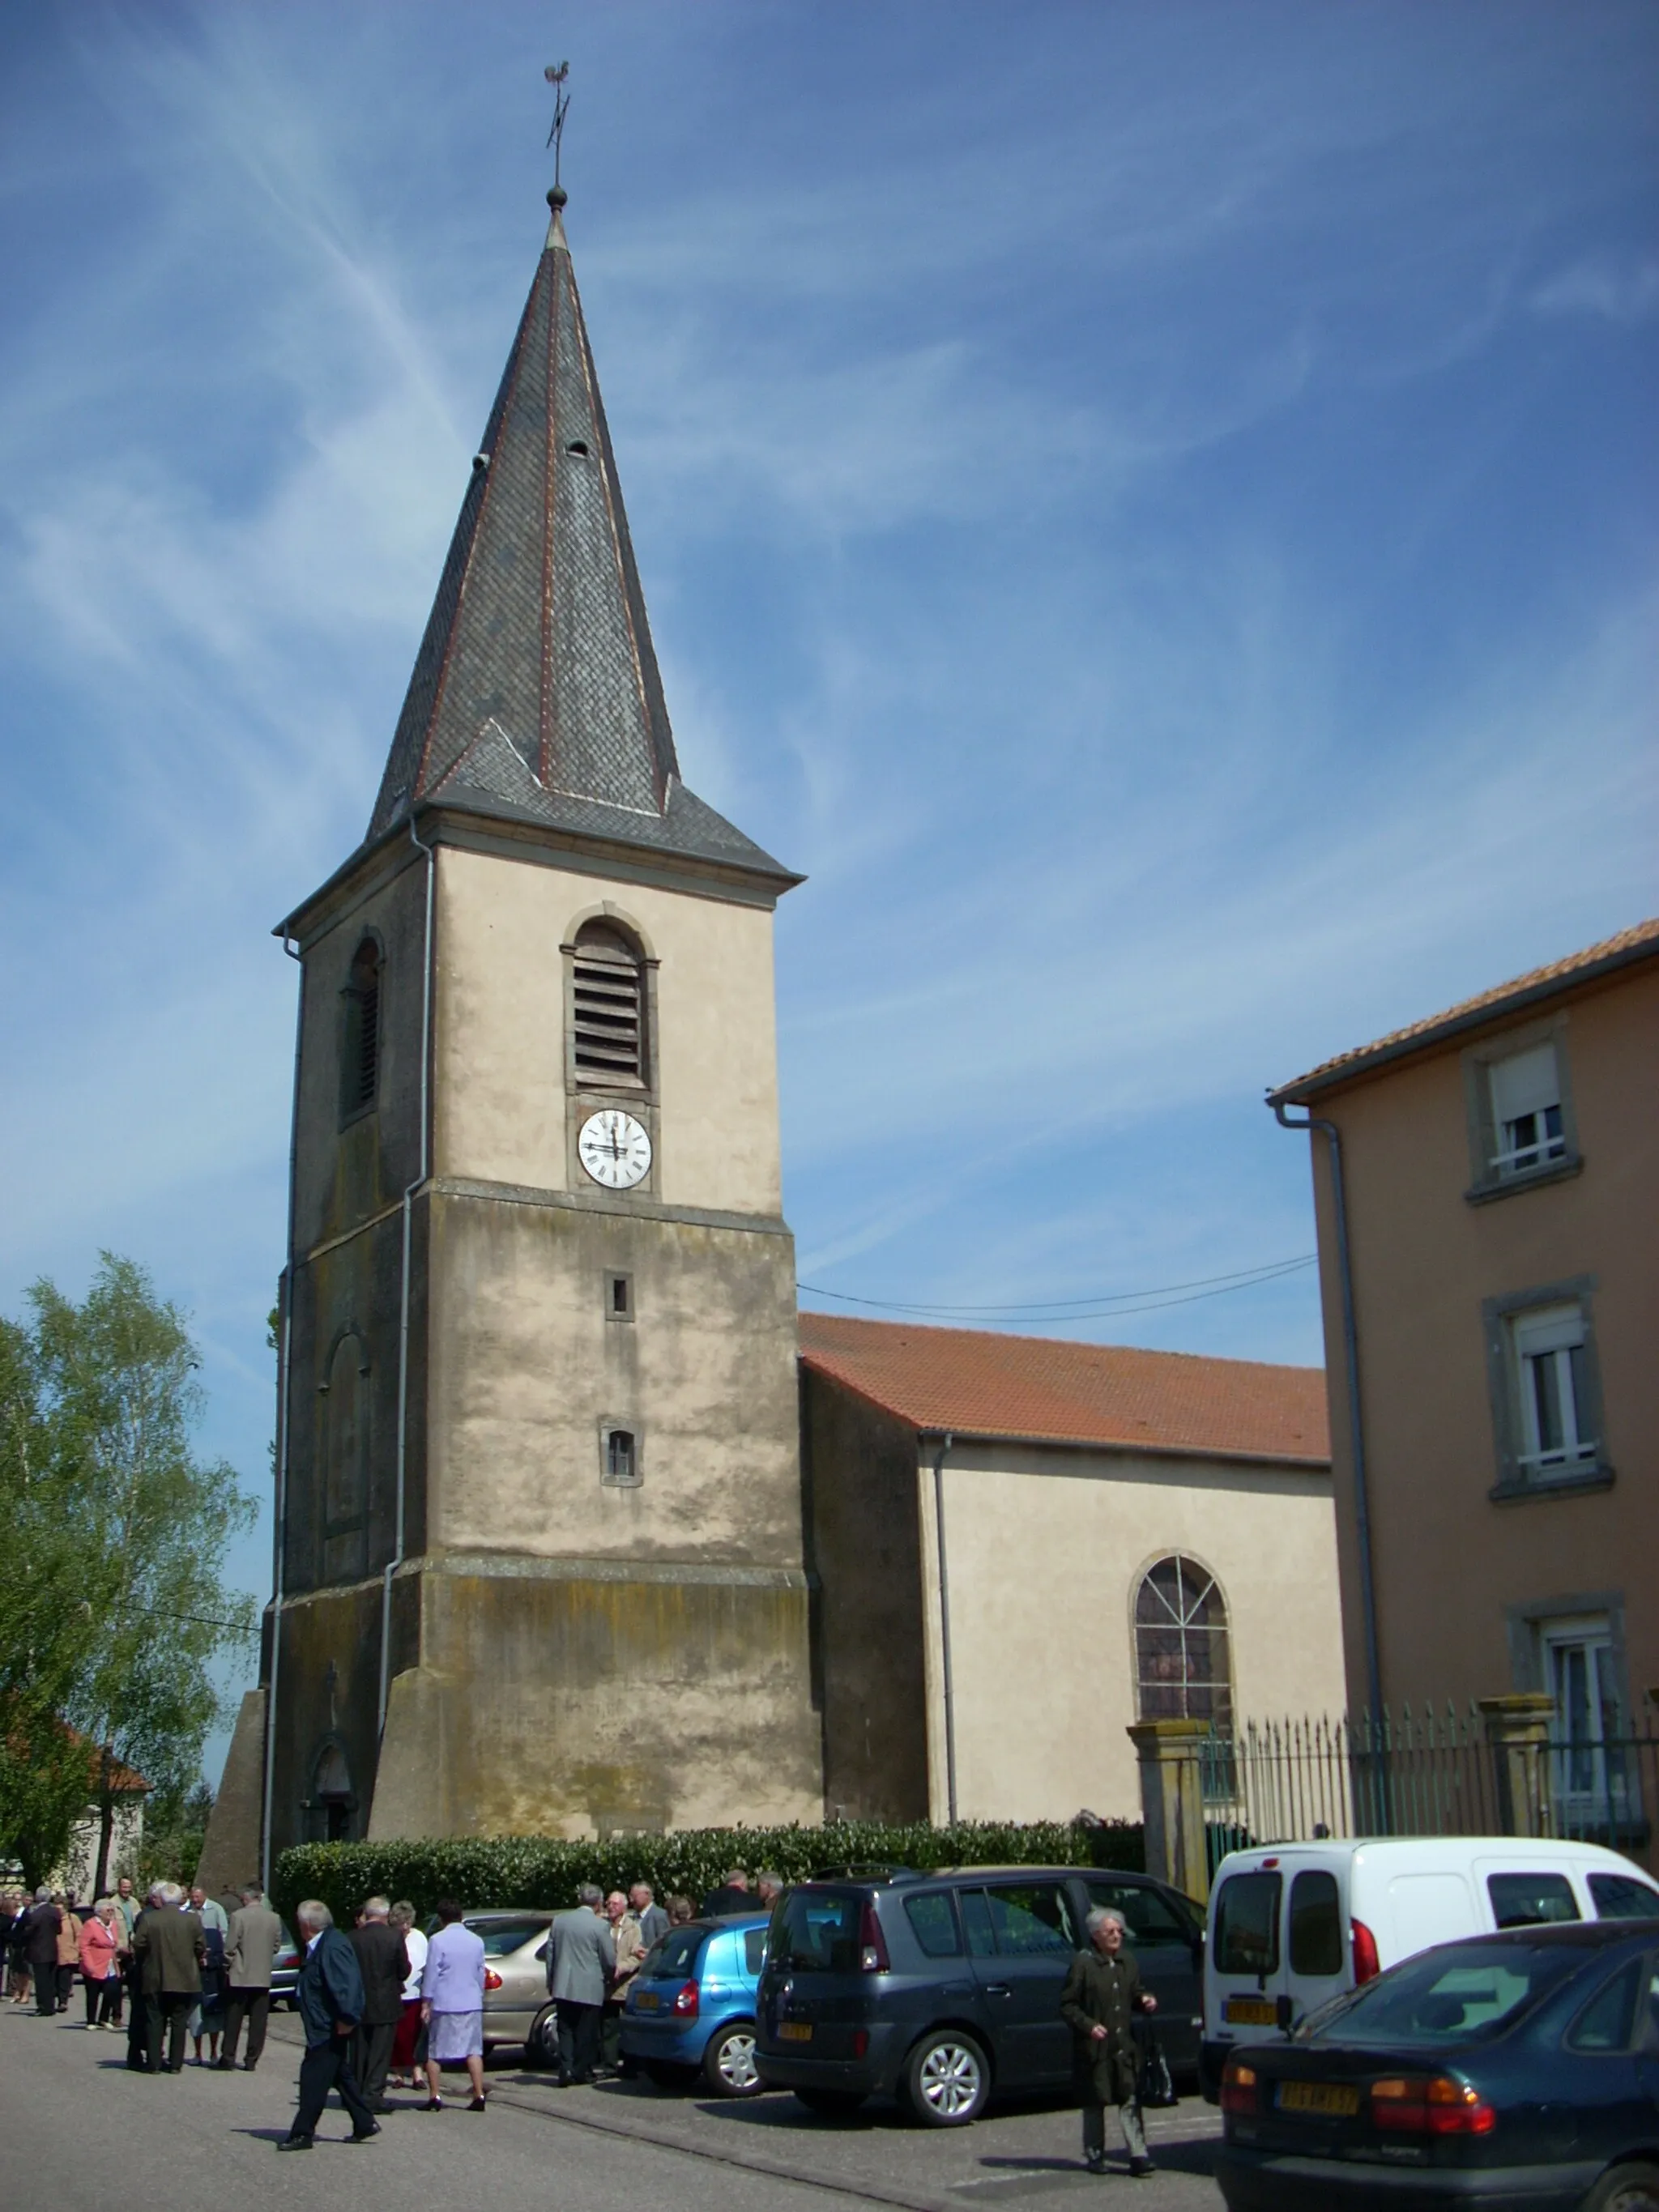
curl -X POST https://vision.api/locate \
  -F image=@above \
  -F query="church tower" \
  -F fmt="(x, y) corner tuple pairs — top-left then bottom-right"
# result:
(265, 190), (824, 1849)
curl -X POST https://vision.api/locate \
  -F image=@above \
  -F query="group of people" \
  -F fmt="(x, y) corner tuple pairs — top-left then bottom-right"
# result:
(1, 1877), (287, 2076)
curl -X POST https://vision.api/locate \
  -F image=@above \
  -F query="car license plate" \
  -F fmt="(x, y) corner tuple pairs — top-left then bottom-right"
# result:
(1224, 1997), (1278, 2025)
(778, 2022), (813, 2043)
(634, 1992), (659, 2011)
(1277, 2081), (1359, 2116)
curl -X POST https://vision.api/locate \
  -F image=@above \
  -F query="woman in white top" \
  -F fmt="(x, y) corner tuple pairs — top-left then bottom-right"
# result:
(387, 1902), (429, 2090)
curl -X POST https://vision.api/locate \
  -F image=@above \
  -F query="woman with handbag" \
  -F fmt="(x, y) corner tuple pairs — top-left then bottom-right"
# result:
(1059, 1907), (1159, 2180)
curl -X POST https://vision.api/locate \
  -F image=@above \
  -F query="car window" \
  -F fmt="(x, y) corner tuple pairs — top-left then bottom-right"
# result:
(743, 1928), (767, 1976)
(1589, 1873), (1659, 1921)
(644, 1927), (704, 1979)
(1309, 1940), (1580, 2046)
(979, 1883), (1076, 1955)
(471, 1919), (548, 1956)
(1288, 1872), (1343, 1977)
(1085, 1882), (1192, 1947)
(960, 1890), (996, 1958)
(1487, 1873), (1580, 1929)
(904, 1893), (962, 1958)
(1567, 1958), (1644, 2052)
(771, 1890), (860, 1974)
(1213, 1873), (1282, 1977)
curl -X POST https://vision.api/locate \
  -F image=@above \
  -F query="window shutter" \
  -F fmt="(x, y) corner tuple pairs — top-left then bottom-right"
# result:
(573, 927), (643, 1085)
(1490, 1042), (1559, 1127)
(1512, 1302), (1584, 1358)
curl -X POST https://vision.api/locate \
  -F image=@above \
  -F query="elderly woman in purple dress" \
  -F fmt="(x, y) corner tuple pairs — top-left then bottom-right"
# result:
(420, 1899), (487, 2112)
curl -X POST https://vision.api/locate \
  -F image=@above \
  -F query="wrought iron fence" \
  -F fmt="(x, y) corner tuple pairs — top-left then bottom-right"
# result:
(1198, 1707), (1659, 1874)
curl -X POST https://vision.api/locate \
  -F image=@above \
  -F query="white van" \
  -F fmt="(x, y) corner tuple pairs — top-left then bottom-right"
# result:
(1201, 1835), (1659, 2097)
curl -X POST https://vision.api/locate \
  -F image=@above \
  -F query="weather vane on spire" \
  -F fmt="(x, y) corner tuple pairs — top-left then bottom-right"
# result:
(544, 60), (571, 196)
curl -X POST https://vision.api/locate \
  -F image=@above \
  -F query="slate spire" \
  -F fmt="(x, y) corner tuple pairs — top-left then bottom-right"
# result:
(367, 193), (787, 880)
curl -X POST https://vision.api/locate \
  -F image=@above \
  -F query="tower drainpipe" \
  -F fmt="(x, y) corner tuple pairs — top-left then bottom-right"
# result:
(1271, 1098), (1384, 1726)
(928, 1431), (958, 1826)
(262, 936), (305, 1895)
(381, 812), (437, 1746)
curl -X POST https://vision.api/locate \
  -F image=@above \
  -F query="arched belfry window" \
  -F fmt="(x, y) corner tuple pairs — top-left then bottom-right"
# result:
(321, 1331), (370, 1583)
(1135, 1555), (1233, 1733)
(571, 920), (646, 1088)
(339, 936), (383, 1122)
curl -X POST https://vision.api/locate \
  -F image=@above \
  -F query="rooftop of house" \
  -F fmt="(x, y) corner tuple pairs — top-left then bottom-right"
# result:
(1269, 916), (1659, 1105)
(797, 1310), (1329, 1467)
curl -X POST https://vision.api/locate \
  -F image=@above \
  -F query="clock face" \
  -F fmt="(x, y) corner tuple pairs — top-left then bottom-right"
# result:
(578, 1109), (653, 1191)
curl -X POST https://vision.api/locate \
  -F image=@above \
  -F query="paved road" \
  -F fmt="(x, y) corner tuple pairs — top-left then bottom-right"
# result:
(0, 2002), (1228, 2210)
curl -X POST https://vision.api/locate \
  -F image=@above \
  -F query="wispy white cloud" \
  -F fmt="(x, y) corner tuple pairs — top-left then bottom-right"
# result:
(1529, 254), (1659, 326)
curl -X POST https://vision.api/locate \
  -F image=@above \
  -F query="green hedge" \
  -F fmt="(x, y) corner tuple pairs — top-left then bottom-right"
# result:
(274, 1817), (1143, 1926)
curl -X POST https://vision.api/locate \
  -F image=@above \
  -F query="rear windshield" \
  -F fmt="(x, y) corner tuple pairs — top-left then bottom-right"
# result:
(471, 1918), (547, 1956)
(772, 1890), (861, 1974)
(1213, 1873), (1282, 1976)
(1589, 1873), (1659, 1920)
(1309, 1940), (1581, 2046)
(642, 1926), (704, 1980)
(1487, 1873), (1580, 1929)
(1288, 1871), (1343, 1977)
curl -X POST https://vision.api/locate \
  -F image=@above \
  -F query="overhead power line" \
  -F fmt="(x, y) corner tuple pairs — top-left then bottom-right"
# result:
(797, 1252), (1317, 1325)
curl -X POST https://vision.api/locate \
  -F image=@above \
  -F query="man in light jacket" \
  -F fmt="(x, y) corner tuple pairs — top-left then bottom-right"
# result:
(629, 1882), (670, 1951)
(220, 1885), (284, 2072)
(279, 1900), (378, 2151)
(547, 1885), (615, 2086)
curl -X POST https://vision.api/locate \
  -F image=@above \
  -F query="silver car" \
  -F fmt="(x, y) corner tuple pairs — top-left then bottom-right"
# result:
(442, 1912), (554, 2054)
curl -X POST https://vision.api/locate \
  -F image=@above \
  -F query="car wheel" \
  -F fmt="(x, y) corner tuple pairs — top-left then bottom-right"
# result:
(794, 2087), (866, 2116)
(526, 2003), (559, 2069)
(902, 2029), (989, 2127)
(1582, 2167), (1659, 2212)
(703, 2021), (764, 2097)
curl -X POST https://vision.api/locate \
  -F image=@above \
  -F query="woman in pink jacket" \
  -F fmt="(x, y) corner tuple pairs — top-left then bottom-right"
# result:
(78, 1899), (122, 2029)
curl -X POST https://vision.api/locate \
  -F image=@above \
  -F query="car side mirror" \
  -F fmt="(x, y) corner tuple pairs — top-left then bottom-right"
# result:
(1275, 1993), (1294, 2034)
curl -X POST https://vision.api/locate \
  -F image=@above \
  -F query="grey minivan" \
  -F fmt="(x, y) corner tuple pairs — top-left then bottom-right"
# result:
(755, 1865), (1204, 2126)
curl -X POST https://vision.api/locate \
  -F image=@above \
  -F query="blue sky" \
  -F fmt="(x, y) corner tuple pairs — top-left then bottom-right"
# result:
(2, 2), (1655, 1779)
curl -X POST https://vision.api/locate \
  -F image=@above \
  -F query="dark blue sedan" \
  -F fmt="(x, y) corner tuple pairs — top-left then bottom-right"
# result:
(1216, 1920), (1659, 2210)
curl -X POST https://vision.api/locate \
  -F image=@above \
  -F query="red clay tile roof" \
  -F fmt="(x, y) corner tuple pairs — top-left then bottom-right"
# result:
(798, 1311), (1329, 1467)
(1271, 917), (1659, 1104)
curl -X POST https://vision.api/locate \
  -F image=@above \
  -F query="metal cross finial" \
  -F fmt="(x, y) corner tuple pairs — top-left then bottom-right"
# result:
(544, 60), (571, 191)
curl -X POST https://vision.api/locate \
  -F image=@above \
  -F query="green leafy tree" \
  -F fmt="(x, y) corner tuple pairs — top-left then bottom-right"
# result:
(135, 1778), (216, 1890)
(0, 1317), (100, 1885)
(1, 1256), (258, 1893)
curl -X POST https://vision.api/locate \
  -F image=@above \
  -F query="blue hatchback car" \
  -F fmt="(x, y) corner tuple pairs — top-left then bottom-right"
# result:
(621, 1913), (770, 2096)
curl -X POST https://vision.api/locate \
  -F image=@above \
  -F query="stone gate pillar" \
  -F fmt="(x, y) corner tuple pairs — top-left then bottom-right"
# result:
(1128, 1717), (1210, 1904)
(1477, 1693), (1557, 1838)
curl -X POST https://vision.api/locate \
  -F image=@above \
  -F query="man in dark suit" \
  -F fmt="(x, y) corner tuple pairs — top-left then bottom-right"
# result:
(23, 1888), (62, 2017)
(279, 1899), (379, 2151)
(699, 1867), (752, 1917)
(129, 1882), (206, 2073)
(348, 1896), (409, 2113)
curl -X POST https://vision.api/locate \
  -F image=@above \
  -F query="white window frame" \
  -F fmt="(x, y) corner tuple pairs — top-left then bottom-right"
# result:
(1542, 1616), (1631, 1826)
(1511, 1302), (1596, 1476)
(1486, 1041), (1567, 1178)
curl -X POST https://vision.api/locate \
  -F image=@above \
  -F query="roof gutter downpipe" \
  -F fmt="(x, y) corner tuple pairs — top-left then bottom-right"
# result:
(380, 812), (437, 1745)
(262, 934), (306, 1895)
(929, 1431), (958, 1826)
(1272, 1100), (1384, 1731)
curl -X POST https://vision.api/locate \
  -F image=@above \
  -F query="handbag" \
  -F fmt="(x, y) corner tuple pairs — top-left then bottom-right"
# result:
(1136, 2022), (1179, 2108)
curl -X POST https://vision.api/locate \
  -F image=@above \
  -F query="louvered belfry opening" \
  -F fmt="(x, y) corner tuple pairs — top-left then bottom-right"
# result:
(572, 921), (645, 1086)
(341, 937), (382, 1121)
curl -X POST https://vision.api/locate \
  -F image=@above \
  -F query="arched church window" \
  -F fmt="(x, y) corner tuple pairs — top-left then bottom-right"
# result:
(322, 1332), (370, 1583)
(1135, 1554), (1233, 1733)
(571, 921), (645, 1087)
(339, 936), (383, 1122)
(603, 1428), (638, 1485)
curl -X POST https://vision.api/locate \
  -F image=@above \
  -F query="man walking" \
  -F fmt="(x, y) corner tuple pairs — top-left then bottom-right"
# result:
(279, 1899), (379, 2151)
(23, 1888), (62, 2017)
(348, 1896), (408, 2112)
(547, 1885), (614, 2086)
(1060, 1906), (1158, 2179)
(220, 1884), (284, 2071)
(130, 1882), (206, 2074)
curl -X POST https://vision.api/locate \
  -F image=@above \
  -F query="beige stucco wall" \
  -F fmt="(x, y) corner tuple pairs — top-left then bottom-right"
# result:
(433, 843), (783, 1217)
(1307, 961), (1659, 1718)
(914, 1441), (1345, 1825)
